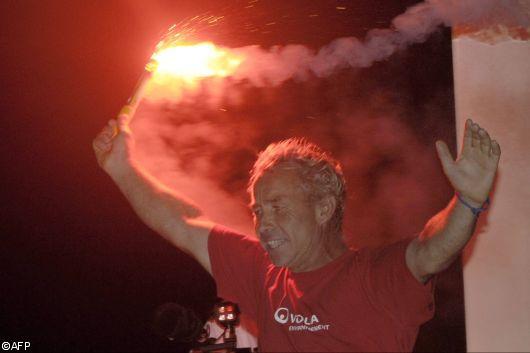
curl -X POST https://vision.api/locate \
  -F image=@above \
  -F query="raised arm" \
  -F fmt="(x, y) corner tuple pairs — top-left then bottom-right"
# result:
(406, 119), (501, 283)
(92, 115), (213, 274)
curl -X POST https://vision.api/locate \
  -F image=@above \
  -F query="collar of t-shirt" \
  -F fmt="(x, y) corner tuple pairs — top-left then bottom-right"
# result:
(288, 249), (352, 286)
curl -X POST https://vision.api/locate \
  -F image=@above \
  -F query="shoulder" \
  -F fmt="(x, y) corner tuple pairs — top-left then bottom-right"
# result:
(208, 225), (269, 269)
(209, 224), (262, 249)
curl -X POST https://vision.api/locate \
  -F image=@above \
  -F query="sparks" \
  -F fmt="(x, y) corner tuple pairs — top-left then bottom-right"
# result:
(120, 24), (246, 109)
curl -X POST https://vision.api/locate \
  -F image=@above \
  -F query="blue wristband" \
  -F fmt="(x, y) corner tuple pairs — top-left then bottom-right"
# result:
(455, 192), (490, 217)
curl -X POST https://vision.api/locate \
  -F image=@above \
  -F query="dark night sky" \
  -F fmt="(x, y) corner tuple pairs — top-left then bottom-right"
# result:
(1, 1), (464, 351)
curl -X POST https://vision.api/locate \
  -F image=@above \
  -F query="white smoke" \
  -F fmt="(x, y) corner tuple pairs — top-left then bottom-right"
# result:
(143, 0), (529, 92)
(229, 0), (529, 86)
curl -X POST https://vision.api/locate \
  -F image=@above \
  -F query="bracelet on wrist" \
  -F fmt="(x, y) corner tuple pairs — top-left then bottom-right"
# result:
(455, 192), (490, 217)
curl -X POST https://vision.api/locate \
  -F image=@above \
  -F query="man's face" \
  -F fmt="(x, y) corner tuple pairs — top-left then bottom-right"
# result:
(251, 167), (323, 272)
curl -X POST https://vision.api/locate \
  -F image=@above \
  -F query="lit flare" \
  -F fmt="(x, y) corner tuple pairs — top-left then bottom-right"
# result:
(151, 42), (243, 81)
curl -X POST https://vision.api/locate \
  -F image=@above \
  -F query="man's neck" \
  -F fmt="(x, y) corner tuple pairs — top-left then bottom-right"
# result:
(290, 235), (348, 273)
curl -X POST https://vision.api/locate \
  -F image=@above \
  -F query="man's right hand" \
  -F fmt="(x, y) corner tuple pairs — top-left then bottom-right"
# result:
(92, 115), (134, 178)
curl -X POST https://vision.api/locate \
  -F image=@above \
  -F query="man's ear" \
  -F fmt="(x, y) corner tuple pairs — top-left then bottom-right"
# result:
(315, 195), (337, 226)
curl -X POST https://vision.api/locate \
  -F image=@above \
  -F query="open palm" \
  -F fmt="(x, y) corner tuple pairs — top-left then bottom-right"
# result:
(436, 119), (501, 206)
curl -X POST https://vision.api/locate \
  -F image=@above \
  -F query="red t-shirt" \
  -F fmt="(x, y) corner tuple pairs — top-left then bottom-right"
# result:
(208, 225), (434, 352)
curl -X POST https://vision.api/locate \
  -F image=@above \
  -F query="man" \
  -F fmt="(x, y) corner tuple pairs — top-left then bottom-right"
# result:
(93, 115), (500, 352)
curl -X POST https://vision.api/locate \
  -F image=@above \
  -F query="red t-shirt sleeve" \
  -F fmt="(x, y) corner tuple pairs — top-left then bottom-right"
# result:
(357, 238), (435, 328)
(208, 225), (268, 320)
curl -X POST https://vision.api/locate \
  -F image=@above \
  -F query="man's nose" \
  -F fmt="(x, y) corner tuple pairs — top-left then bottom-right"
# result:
(257, 213), (274, 235)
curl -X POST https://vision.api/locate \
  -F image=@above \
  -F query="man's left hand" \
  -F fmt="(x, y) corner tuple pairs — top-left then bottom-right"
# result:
(435, 119), (501, 206)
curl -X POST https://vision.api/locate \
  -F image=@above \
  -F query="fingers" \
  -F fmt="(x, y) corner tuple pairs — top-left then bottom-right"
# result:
(117, 114), (131, 133)
(469, 120), (481, 148)
(108, 118), (117, 131)
(92, 119), (117, 153)
(92, 115), (134, 168)
(465, 119), (501, 161)
(93, 134), (111, 148)
(435, 140), (455, 174)
(491, 139), (501, 156)
(103, 120), (117, 139)
(463, 119), (473, 149)
(92, 136), (111, 154)
(478, 128), (492, 155)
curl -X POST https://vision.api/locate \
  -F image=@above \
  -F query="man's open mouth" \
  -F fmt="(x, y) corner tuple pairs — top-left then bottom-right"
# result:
(267, 239), (287, 250)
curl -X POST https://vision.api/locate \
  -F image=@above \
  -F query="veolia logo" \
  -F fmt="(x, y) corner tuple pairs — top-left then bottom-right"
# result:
(274, 307), (319, 325)
(274, 307), (290, 324)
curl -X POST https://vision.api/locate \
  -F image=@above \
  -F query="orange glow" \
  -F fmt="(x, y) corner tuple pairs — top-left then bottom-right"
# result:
(151, 42), (243, 81)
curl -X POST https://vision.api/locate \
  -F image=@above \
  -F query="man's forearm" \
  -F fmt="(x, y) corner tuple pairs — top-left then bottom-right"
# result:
(110, 161), (203, 248)
(414, 196), (480, 277)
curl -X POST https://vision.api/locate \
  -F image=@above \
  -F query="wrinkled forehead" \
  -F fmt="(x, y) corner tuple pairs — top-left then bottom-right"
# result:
(250, 166), (305, 203)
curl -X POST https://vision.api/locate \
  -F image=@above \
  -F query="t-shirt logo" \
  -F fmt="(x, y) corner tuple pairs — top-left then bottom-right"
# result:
(274, 307), (290, 324)
(273, 307), (330, 332)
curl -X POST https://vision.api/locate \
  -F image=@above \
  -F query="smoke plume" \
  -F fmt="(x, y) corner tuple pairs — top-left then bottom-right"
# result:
(228, 0), (529, 86)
